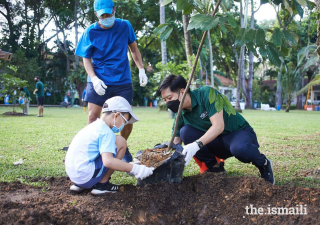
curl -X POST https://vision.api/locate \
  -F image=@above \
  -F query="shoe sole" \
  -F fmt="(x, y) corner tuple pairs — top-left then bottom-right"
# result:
(268, 160), (275, 185)
(91, 189), (117, 195)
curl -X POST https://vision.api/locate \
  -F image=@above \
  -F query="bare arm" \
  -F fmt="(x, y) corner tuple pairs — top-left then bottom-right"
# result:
(83, 57), (97, 79)
(198, 111), (225, 145)
(101, 152), (133, 172)
(128, 42), (143, 69)
(33, 89), (38, 94)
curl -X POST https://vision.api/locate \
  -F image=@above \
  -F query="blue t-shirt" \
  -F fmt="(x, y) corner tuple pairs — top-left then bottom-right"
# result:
(75, 19), (137, 85)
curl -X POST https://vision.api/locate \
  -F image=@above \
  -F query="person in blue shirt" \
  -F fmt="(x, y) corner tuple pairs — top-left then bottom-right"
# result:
(82, 89), (87, 113)
(75, 0), (147, 163)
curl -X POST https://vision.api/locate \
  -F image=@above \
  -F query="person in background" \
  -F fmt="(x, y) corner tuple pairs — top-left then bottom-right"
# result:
(20, 86), (31, 115)
(75, 0), (148, 162)
(33, 76), (44, 117)
(82, 89), (88, 113)
(74, 91), (80, 105)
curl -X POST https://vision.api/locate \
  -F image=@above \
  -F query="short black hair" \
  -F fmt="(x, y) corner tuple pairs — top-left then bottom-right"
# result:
(35, 76), (40, 80)
(156, 75), (188, 96)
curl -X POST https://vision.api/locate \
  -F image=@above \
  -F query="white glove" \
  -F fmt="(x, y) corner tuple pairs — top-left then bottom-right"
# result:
(91, 76), (107, 95)
(139, 68), (148, 87)
(182, 142), (200, 167)
(128, 164), (154, 180)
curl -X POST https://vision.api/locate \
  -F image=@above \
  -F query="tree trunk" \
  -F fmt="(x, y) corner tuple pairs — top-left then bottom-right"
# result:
(276, 62), (283, 107)
(207, 30), (214, 87)
(183, 14), (193, 67)
(285, 98), (291, 112)
(74, 0), (79, 70)
(316, 0), (320, 58)
(160, 1), (167, 64)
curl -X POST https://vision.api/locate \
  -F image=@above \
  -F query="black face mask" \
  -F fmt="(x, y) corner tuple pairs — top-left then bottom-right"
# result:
(166, 92), (180, 113)
(34, 79), (38, 83)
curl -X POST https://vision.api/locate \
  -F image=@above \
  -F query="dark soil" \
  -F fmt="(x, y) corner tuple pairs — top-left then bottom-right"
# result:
(1, 174), (320, 225)
(3, 111), (26, 116)
(140, 147), (173, 168)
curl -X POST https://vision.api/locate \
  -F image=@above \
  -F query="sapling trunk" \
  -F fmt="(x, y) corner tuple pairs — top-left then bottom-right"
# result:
(167, 0), (222, 152)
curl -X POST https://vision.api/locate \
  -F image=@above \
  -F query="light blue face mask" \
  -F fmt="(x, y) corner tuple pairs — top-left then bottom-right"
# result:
(111, 113), (127, 133)
(99, 15), (115, 28)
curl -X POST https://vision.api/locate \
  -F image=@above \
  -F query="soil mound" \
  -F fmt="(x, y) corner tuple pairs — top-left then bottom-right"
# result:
(1, 174), (319, 224)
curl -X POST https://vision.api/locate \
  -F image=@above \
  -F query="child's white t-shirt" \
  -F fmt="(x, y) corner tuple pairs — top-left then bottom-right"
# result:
(65, 119), (117, 184)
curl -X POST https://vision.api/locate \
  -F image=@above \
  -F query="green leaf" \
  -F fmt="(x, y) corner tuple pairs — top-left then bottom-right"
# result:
(279, 46), (289, 57)
(235, 28), (245, 47)
(260, 0), (269, 4)
(306, 0), (316, 9)
(293, 0), (304, 18)
(159, 27), (173, 41)
(161, 0), (172, 6)
(209, 88), (216, 104)
(303, 55), (320, 71)
(272, 0), (282, 5)
(295, 0), (307, 7)
(188, 14), (219, 31)
(215, 94), (224, 112)
(272, 28), (282, 47)
(227, 14), (237, 28)
(259, 45), (267, 58)
(267, 43), (282, 67)
(219, 22), (227, 33)
(177, 0), (193, 11)
(183, 3), (194, 14)
(153, 24), (169, 36)
(244, 29), (256, 44)
(256, 29), (265, 46)
(222, 95), (236, 116)
(246, 42), (258, 56)
(283, 0), (293, 16)
(282, 30), (298, 46)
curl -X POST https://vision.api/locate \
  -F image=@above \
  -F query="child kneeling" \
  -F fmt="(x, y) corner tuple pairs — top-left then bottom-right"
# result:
(65, 96), (154, 195)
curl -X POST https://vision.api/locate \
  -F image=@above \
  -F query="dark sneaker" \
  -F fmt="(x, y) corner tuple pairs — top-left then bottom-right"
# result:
(122, 148), (133, 163)
(91, 181), (120, 195)
(258, 159), (275, 185)
(206, 161), (227, 174)
(70, 184), (86, 193)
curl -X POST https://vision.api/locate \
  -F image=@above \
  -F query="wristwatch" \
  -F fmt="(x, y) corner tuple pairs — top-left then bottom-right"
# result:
(195, 140), (204, 148)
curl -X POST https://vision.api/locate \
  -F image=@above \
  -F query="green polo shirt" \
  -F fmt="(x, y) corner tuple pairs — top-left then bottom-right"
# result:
(22, 87), (31, 98)
(35, 81), (44, 97)
(172, 86), (249, 137)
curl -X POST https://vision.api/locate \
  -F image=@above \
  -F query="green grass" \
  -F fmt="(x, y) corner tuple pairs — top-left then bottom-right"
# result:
(0, 106), (319, 187)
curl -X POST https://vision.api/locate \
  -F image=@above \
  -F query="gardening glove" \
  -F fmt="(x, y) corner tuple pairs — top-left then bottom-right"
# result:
(91, 76), (107, 95)
(139, 68), (148, 87)
(128, 164), (154, 180)
(182, 142), (200, 167)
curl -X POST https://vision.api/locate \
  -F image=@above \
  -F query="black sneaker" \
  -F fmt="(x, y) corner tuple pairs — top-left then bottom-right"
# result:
(91, 181), (120, 195)
(206, 161), (227, 174)
(258, 159), (275, 185)
(70, 184), (87, 193)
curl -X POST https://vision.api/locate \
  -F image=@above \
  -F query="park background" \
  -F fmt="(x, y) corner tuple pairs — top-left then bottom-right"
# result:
(0, 0), (319, 186)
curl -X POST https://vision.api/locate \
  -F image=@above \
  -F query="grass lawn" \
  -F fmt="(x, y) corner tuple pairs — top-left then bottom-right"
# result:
(0, 106), (319, 187)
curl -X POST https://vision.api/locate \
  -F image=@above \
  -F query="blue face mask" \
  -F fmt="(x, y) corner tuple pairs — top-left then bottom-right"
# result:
(99, 15), (115, 28)
(111, 113), (125, 133)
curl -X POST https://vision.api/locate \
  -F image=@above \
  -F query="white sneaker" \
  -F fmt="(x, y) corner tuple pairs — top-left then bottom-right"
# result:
(70, 184), (86, 192)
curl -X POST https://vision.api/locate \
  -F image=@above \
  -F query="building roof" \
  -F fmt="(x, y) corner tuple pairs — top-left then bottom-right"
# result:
(214, 74), (234, 87)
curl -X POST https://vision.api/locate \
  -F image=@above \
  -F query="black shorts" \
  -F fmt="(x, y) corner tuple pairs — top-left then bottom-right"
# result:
(37, 96), (44, 106)
(85, 82), (133, 106)
(83, 101), (88, 107)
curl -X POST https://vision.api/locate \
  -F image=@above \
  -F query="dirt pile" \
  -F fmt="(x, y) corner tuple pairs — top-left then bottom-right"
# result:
(139, 147), (173, 168)
(1, 173), (320, 225)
